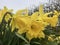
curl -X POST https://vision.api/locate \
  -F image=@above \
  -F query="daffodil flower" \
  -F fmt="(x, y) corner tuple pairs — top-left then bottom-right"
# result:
(0, 7), (13, 23)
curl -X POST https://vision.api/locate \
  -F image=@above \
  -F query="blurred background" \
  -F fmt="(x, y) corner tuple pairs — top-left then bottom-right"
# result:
(0, 0), (48, 11)
(0, 0), (60, 13)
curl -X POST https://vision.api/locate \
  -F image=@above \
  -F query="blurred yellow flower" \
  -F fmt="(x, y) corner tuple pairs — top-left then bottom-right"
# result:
(10, 15), (31, 34)
(26, 21), (46, 40)
(0, 7), (13, 23)
(38, 11), (58, 27)
(43, 14), (58, 27)
(48, 36), (54, 41)
(42, 16), (58, 27)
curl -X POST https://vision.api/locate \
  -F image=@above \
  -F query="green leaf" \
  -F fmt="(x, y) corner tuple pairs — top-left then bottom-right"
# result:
(46, 41), (58, 45)
(15, 33), (30, 45)
(33, 42), (41, 45)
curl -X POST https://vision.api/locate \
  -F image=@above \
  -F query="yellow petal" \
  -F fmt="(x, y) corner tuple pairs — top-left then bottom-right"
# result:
(16, 9), (28, 16)
(31, 12), (39, 21)
(39, 5), (44, 15)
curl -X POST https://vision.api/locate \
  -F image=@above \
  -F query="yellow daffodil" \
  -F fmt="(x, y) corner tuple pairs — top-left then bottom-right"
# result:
(42, 15), (58, 27)
(0, 6), (13, 23)
(26, 20), (46, 40)
(38, 11), (58, 27)
(10, 14), (31, 34)
(38, 6), (56, 27)
(17, 16), (31, 34)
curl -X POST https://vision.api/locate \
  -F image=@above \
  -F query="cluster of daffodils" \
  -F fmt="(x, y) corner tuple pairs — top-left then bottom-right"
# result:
(0, 5), (60, 40)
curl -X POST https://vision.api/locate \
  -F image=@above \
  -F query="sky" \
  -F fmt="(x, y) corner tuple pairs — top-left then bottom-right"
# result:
(0, 0), (49, 11)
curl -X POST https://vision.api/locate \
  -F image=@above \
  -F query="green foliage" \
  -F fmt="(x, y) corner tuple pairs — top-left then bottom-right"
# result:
(0, 12), (60, 45)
